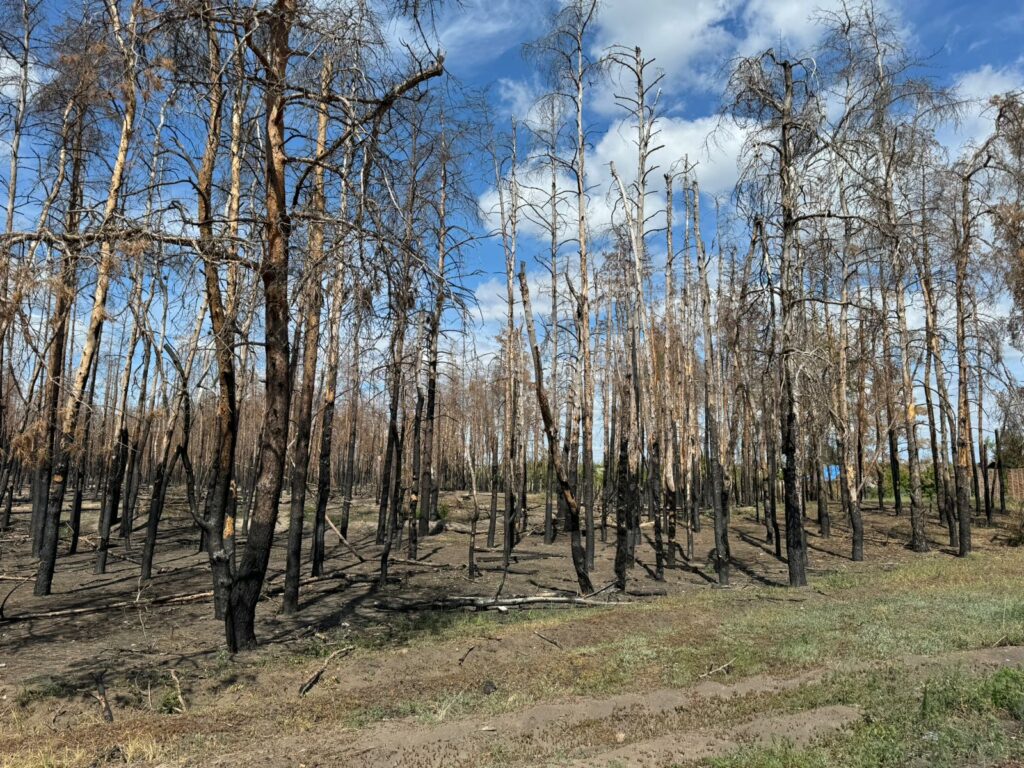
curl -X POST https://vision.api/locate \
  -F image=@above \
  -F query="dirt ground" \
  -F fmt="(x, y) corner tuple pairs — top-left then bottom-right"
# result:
(1, 489), (1022, 766)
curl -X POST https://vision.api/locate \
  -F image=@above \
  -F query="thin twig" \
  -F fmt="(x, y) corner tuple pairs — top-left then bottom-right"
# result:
(326, 515), (365, 562)
(93, 671), (114, 722)
(298, 646), (354, 697)
(169, 670), (187, 713)
(698, 657), (736, 679)
(534, 631), (563, 649)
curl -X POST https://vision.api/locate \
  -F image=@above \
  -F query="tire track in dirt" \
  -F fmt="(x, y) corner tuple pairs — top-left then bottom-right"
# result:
(566, 704), (863, 767)
(230, 646), (1024, 767)
(323, 670), (825, 767)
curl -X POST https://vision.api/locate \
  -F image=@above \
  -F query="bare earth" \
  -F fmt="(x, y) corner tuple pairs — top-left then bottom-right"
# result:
(1, 490), (1021, 766)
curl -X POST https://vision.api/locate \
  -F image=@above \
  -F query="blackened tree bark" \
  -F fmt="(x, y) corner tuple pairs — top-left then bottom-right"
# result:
(36, 0), (139, 596)
(227, 0), (295, 650)
(282, 59), (331, 613)
(520, 263), (593, 595)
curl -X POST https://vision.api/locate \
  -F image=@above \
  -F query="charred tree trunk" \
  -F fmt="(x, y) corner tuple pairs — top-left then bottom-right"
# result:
(227, 1), (295, 650)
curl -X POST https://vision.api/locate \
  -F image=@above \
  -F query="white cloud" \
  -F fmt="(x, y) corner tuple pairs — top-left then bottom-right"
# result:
(737, 0), (842, 56)
(591, 0), (738, 96)
(470, 269), (561, 369)
(942, 63), (1024, 153)
(382, 0), (548, 70)
(497, 77), (538, 119)
(472, 275), (512, 324)
(588, 0), (858, 104)
(0, 55), (37, 101)
(473, 271), (553, 324)
(494, 76), (553, 124)
(592, 114), (746, 201)
(478, 162), (578, 242)
(479, 112), (745, 250)
(435, 0), (549, 68)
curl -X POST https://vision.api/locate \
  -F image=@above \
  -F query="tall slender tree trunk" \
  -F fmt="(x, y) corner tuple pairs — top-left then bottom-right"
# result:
(416, 143), (449, 540)
(520, 265), (593, 594)
(777, 61), (807, 587)
(895, 265), (927, 551)
(227, 0), (295, 649)
(953, 175), (975, 558)
(36, 2), (139, 595)
(282, 60), (330, 612)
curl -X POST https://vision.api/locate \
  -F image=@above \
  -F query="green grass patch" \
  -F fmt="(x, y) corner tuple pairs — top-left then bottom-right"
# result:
(341, 551), (1024, 726)
(707, 666), (1024, 768)
(13, 677), (80, 707)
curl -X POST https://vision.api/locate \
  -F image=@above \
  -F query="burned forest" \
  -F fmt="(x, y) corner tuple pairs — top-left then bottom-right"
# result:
(3, 1), (1024, 766)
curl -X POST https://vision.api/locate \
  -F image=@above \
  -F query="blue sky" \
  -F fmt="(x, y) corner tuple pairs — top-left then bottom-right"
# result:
(396, 0), (1024, 364)
(432, 0), (1024, 113)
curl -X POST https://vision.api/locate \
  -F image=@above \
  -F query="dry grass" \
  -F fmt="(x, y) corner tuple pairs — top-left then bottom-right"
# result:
(3, 510), (1024, 766)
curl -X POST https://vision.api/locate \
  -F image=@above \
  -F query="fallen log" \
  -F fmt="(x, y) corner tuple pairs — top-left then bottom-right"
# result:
(3, 570), (399, 623)
(389, 558), (460, 570)
(373, 594), (618, 612)
(0, 590), (214, 623)
(263, 570), (399, 598)
(429, 520), (473, 535)
(625, 588), (668, 597)
(326, 515), (365, 562)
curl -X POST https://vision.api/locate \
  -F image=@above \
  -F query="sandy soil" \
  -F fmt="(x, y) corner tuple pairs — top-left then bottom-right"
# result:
(0, 488), (1019, 766)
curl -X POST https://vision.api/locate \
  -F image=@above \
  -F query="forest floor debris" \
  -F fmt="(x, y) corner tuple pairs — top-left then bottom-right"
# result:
(2, 493), (1024, 766)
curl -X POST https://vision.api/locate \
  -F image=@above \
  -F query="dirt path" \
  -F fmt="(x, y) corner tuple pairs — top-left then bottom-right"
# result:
(567, 705), (863, 768)
(2, 493), (1022, 768)
(207, 645), (1024, 767)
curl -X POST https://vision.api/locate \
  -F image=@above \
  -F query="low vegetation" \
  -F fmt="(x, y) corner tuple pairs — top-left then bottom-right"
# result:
(3, 541), (1024, 767)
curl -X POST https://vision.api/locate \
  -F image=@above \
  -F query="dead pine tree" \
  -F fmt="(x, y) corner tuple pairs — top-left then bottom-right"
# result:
(36, 0), (142, 596)
(520, 263), (593, 595)
(726, 50), (818, 587)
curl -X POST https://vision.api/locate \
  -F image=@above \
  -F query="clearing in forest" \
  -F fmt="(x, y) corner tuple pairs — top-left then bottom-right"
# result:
(2, 495), (1024, 767)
